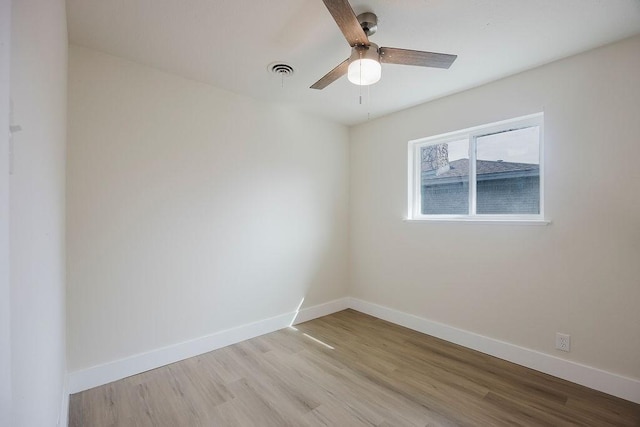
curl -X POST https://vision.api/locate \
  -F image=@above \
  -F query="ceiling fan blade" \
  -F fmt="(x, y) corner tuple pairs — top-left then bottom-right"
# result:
(379, 47), (457, 69)
(310, 58), (350, 89)
(321, 0), (369, 47)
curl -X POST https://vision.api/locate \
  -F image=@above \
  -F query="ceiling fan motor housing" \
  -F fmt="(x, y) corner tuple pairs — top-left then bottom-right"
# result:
(350, 42), (379, 60)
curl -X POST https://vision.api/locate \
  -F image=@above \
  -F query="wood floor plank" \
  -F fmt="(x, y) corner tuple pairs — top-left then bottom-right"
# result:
(69, 309), (640, 426)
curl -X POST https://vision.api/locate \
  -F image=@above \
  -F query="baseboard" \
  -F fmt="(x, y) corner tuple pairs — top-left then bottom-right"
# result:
(58, 378), (68, 427)
(292, 297), (351, 325)
(67, 297), (350, 394)
(67, 296), (640, 404)
(349, 297), (640, 404)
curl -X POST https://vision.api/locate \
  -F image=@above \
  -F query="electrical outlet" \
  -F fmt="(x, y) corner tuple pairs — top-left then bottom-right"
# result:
(556, 333), (571, 352)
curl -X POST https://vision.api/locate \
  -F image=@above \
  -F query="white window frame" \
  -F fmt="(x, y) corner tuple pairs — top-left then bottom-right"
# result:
(407, 113), (548, 224)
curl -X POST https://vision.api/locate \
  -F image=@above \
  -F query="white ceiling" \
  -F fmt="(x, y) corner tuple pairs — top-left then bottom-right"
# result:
(67, 0), (640, 126)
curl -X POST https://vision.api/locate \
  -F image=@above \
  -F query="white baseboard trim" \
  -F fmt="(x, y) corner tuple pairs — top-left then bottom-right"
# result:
(67, 297), (350, 394)
(349, 297), (640, 404)
(58, 379), (69, 427)
(67, 296), (640, 404)
(292, 297), (351, 325)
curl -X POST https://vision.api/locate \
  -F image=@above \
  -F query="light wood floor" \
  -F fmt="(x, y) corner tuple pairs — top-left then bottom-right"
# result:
(69, 309), (640, 426)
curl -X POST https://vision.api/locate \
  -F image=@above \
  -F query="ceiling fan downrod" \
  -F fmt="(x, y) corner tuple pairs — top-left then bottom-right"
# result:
(357, 12), (377, 37)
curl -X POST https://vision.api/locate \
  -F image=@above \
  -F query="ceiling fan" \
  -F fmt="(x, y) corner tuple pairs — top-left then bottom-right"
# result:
(311, 0), (457, 89)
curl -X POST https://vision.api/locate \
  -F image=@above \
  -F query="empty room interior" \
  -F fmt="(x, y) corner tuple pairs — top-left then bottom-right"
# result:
(2, 0), (640, 425)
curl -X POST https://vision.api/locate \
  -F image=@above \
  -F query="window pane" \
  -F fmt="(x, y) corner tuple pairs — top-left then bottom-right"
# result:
(476, 126), (540, 214)
(421, 139), (469, 215)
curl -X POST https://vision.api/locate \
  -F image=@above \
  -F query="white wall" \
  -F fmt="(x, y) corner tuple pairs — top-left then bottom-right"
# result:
(67, 46), (349, 372)
(9, 0), (68, 425)
(0, 0), (11, 424)
(349, 35), (640, 381)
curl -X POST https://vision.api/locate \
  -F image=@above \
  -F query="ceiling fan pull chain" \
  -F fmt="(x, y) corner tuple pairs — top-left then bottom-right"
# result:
(359, 49), (363, 105)
(367, 83), (371, 120)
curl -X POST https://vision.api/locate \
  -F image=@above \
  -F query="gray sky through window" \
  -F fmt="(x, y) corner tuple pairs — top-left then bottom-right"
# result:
(445, 126), (539, 164)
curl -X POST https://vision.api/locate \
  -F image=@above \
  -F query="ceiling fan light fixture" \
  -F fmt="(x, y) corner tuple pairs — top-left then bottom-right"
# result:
(348, 43), (381, 86)
(309, 2), (456, 90)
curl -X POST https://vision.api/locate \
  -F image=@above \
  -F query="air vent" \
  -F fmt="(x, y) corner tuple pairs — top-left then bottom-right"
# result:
(269, 63), (295, 77)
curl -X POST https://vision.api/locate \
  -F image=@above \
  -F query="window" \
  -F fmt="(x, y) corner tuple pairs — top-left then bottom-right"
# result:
(408, 113), (544, 221)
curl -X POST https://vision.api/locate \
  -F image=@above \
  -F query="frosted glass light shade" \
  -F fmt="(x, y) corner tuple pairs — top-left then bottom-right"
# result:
(347, 43), (381, 86)
(348, 59), (381, 85)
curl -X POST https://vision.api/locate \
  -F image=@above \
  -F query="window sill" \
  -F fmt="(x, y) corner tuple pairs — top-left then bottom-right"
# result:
(404, 218), (551, 225)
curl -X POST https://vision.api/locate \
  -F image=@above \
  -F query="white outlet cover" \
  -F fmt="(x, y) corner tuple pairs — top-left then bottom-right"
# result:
(556, 333), (571, 352)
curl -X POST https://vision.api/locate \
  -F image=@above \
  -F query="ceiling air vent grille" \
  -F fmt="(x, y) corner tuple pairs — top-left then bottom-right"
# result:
(269, 63), (295, 77)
